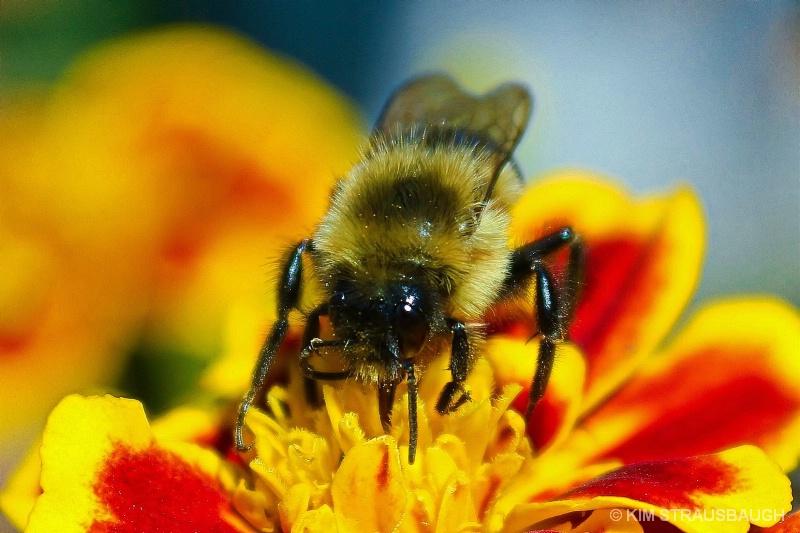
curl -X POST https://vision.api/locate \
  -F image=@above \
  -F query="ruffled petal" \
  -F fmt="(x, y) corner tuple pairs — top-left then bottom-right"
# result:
(507, 173), (704, 412)
(576, 298), (800, 470)
(503, 446), (791, 533)
(23, 395), (250, 532)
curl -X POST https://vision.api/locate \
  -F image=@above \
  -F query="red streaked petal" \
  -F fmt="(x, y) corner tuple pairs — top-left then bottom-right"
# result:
(559, 454), (740, 511)
(508, 174), (704, 412)
(24, 395), (251, 533)
(89, 444), (243, 533)
(436, 472), (478, 533)
(576, 298), (800, 470)
(503, 446), (791, 533)
(490, 453), (621, 524)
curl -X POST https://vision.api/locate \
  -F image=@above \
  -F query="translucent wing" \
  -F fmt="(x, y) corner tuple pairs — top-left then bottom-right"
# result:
(375, 74), (532, 159)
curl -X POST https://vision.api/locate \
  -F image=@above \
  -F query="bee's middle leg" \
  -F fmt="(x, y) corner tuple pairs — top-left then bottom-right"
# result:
(504, 227), (584, 420)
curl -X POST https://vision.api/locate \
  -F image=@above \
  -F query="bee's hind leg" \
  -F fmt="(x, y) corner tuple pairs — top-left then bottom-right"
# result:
(504, 227), (584, 421)
(436, 319), (472, 414)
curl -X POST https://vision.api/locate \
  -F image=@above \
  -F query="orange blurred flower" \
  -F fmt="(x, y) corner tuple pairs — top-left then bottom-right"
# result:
(2, 24), (799, 533)
(0, 25), (363, 449)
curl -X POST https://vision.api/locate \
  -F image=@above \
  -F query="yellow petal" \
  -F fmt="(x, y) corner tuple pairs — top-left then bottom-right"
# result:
(435, 472), (479, 533)
(331, 437), (409, 533)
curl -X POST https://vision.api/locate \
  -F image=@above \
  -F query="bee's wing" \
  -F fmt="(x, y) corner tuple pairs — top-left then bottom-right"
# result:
(375, 74), (532, 160)
(375, 75), (531, 207)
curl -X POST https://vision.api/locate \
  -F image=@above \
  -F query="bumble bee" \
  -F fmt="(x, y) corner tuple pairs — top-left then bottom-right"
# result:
(235, 75), (583, 464)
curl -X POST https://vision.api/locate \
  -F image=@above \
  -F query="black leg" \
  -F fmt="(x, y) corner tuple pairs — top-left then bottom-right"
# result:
(436, 320), (472, 414)
(501, 227), (584, 421)
(299, 338), (353, 381)
(235, 239), (310, 452)
(505, 228), (578, 291)
(564, 233), (586, 324)
(301, 304), (328, 408)
(385, 335), (418, 464)
(526, 264), (559, 421)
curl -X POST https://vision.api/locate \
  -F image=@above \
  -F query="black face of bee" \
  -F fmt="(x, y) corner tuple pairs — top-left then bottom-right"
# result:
(329, 280), (432, 361)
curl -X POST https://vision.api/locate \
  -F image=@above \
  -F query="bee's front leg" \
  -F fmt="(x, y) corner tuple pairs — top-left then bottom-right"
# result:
(436, 319), (472, 414)
(300, 303), (329, 408)
(235, 239), (311, 452)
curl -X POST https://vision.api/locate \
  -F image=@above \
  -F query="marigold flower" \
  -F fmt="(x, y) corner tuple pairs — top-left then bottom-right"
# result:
(4, 176), (799, 532)
(2, 24), (799, 533)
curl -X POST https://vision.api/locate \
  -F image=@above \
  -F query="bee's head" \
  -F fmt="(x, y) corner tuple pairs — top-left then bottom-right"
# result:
(328, 279), (439, 360)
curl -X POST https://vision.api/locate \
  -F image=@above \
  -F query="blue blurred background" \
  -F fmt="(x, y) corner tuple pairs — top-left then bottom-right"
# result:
(2, 0), (797, 309)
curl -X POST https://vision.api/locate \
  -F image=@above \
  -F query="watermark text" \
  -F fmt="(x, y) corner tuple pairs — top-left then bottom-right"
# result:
(609, 508), (786, 523)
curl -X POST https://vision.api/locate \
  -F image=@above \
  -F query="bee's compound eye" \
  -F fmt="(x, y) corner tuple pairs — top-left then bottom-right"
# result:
(394, 301), (428, 357)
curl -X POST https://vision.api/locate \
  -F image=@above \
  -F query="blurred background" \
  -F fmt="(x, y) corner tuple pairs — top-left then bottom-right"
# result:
(4, 0), (796, 305)
(1, 1), (798, 530)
